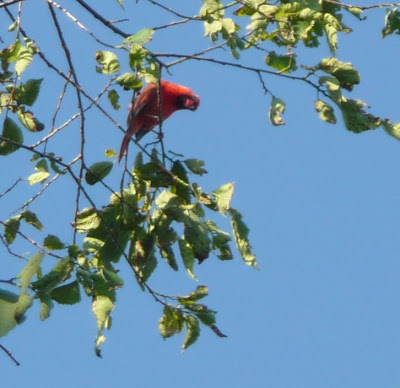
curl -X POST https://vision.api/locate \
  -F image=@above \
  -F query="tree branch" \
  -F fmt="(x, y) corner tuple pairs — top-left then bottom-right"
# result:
(0, 344), (20, 366)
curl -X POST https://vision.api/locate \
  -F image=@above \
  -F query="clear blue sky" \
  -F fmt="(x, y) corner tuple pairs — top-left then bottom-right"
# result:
(2, 1), (400, 387)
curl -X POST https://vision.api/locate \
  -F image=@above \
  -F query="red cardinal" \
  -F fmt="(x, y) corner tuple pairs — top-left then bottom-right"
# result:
(118, 80), (200, 162)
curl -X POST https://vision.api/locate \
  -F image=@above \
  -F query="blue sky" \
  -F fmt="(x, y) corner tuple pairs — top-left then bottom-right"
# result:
(2, 1), (400, 387)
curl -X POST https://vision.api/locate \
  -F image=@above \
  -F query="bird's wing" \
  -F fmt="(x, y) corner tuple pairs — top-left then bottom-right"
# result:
(133, 83), (158, 117)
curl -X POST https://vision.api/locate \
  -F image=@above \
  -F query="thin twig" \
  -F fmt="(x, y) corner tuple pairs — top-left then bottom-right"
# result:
(47, 0), (118, 48)
(0, 234), (27, 260)
(0, 219), (63, 259)
(0, 178), (22, 199)
(0, 0), (22, 9)
(0, 344), (20, 366)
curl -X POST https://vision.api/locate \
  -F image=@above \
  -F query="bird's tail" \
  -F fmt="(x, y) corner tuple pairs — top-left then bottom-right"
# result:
(118, 133), (130, 163)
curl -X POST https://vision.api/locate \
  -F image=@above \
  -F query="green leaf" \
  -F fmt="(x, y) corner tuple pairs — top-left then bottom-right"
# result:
(324, 23), (338, 53)
(116, 72), (143, 91)
(17, 108), (45, 132)
(193, 310), (216, 327)
(39, 294), (54, 321)
(159, 245), (179, 271)
(15, 79), (43, 106)
(15, 46), (33, 75)
(27, 171), (50, 185)
(183, 158), (207, 175)
(91, 272), (116, 301)
(315, 100), (337, 124)
(346, 7), (364, 20)
(18, 252), (44, 290)
(14, 292), (33, 323)
(31, 257), (74, 292)
(0, 117), (23, 155)
(85, 161), (113, 185)
(382, 8), (400, 38)
(21, 210), (43, 230)
(83, 236), (105, 253)
(206, 220), (233, 260)
(51, 281), (81, 305)
(159, 305), (184, 339)
(182, 315), (200, 351)
(4, 216), (20, 244)
(75, 208), (101, 233)
(171, 161), (190, 203)
(95, 51), (120, 74)
(183, 213), (211, 263)
(318, 58), (360, 91)
(178, 285), (209, 305)
(381, 120), (400, 141)
(107, 89), (121, 110)
(265, 51), (297, 73)
(102, 268), (124, 288)
(0, 290), (19, 337)
(93, 295), (114, 357)
(229, 208), (257, 268)
(87, 206), (130, 263)
(178, 238), (196, 279)
(212, 182), (234, 215)
(155, 191), (181, 209)
(269, 97), (286, 126)
(340, 99), (381, 133)
(123, 28), (155, 45)
(44, 234), (66, 250)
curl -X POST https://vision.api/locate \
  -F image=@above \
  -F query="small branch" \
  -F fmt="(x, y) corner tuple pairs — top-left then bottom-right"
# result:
(0, 344), (20, 366)
(0, 178), (22, 199)
(0, 277), (16, 285)
(323, 0), (400, 10)
(75, 0), (129, 38)
(0, 234), (27, 260)
(47, 0), (118, 48)
(0, 219), (63, 259)
(0, 0), (23, 9)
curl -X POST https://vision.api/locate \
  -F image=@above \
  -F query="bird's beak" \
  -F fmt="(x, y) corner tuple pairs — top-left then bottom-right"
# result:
(187, 95), (200, 111)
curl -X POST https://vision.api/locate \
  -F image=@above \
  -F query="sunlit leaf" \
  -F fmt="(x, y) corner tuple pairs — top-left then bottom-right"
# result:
(178, 238), (196, 279)
(17, 108), (45, 132)
(95, 51), (120, 74)
(18, 252), (44, 290)
(229, 208), (257, 268)
(212, 182), (234, 215)
(178, 286), (208, 305)
(75, 208), (101, 233)
(159, 305), (184, 339)
(269, 97), (286, 126)
(319, 58), (360, 91)
(123, 28), (155, 45)
(27, 171), (50, 185)
(15, 46), (33, 75)
(315, 100), (337, 124)
(116, 72), (143, 91)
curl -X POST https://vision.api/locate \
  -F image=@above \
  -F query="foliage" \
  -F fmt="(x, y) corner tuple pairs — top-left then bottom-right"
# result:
(0, 0), (399, 363)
